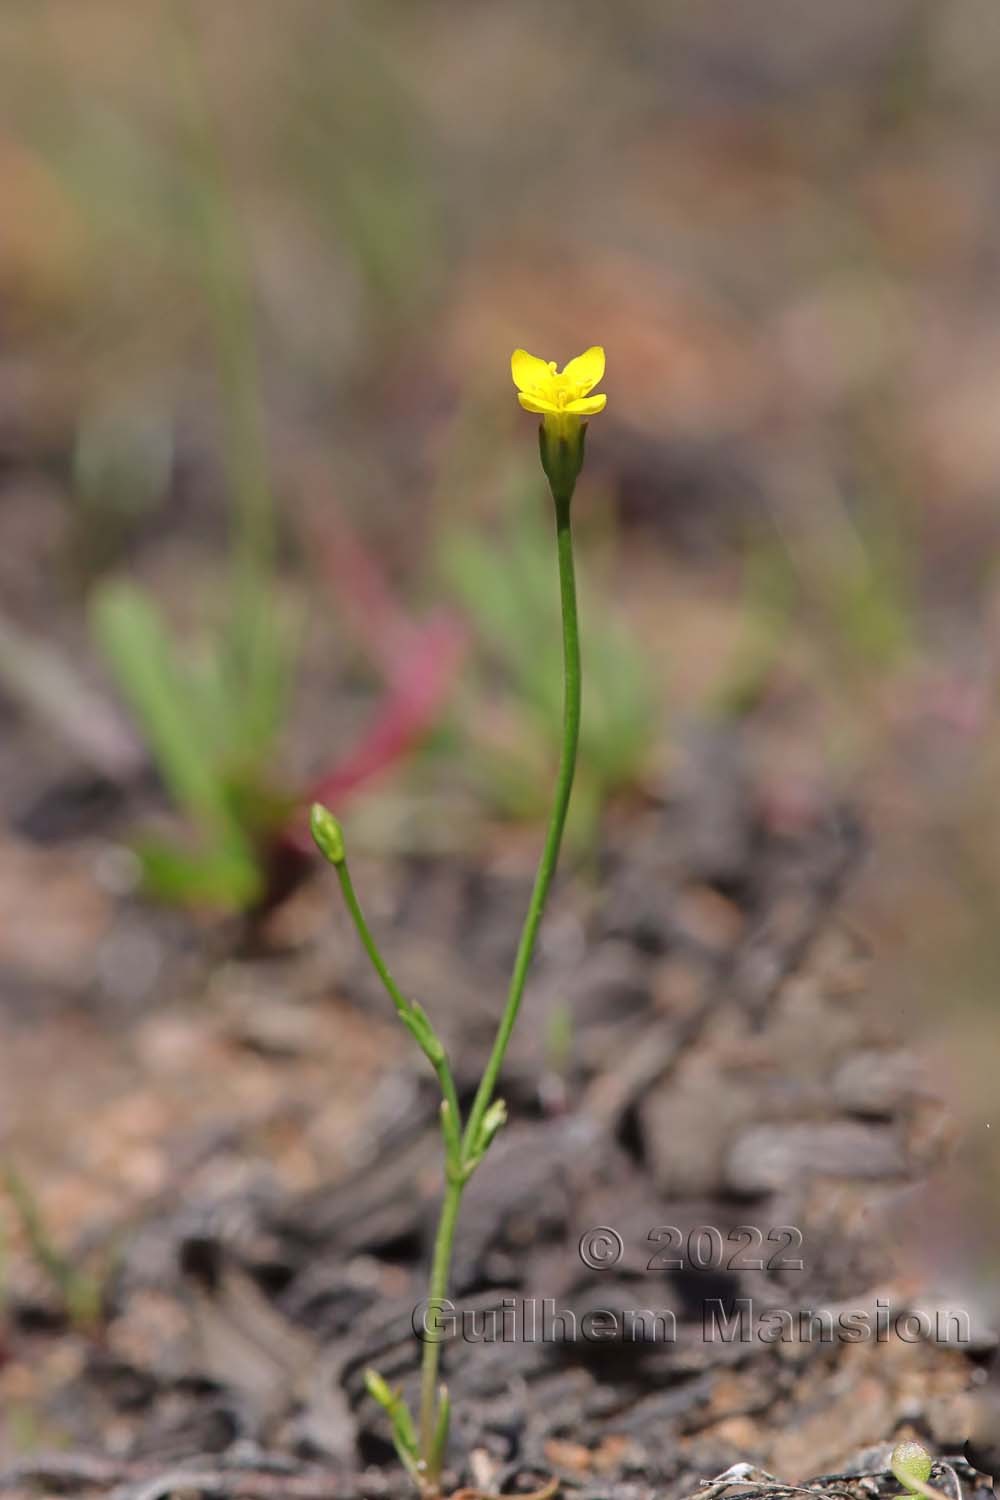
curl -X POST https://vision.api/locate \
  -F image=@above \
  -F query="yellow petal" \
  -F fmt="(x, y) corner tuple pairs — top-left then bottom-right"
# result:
(511, 349), (555, 395)
(560, 346), (605, 395)
(566, 393), (607, 415)
(518, 391), (557, 414)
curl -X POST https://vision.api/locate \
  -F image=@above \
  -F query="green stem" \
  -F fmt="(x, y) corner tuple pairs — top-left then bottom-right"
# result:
(461, 490), (581, 1156)
(418, 1173), (462, 1462)
(416, 487), (582, 1480)
(333, 859), (462, 1146)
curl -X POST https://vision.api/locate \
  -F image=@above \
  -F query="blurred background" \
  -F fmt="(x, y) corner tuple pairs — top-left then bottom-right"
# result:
(1, 0), (999, 1476)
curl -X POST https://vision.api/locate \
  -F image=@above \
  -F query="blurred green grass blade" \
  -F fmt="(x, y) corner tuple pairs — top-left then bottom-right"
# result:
(137, 834), (262, 909)
(442, 523), (559, 719)
(90, 579), (232, 834)
(171, 6), (292, 753)
(580, 614), (656, 780)
(170, 7), (273, 593)
(224, 596), (299, 761)
(183, 642), (242, 762)
(444, 492), (656, 808)
(288, 12), (443, 322)
(1, 1158), (102, 1329)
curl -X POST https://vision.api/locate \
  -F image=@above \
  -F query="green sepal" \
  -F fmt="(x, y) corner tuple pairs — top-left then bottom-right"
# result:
(402, 1001), (445, 1065)
(463, 1097), (508, 1177)
(539, 418), (587, 502)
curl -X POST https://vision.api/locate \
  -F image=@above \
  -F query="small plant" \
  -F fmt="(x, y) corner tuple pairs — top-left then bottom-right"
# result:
(91, 552), (464, 913)
(1, 1160), (103, 1332)
(311, 345), (606, 1495)
(87, 14), (293, 911)
(890, 1440), (950, 1500)
(86, 19), (464, 914)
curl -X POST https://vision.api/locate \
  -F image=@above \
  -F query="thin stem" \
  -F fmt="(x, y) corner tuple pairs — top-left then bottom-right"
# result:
(333, 859), (462, 1141)
(414, 487), (582, 1483)
(418, 1174), (462, 1463)
(461, 490), (581, 1156)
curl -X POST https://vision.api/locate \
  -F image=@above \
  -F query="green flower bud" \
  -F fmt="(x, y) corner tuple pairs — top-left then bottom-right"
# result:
(463, 1097), (508, 1178)
(479, 1097), (508, 1150)
(364, 1367), (395, 1411)
(310, 802), (345, 865)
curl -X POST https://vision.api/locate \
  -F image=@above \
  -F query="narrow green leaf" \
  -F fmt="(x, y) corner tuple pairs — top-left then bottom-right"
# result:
(90, 580), (232, 835)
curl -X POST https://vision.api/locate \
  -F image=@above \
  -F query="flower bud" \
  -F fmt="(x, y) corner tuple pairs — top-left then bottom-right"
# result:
(310, 803), (345, 865)
(480, 1097), (508, 1149)
(364, 1368), (395, 1410)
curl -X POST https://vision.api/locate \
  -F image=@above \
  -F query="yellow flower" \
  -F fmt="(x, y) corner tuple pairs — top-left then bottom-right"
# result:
(511, 346), (607, 421)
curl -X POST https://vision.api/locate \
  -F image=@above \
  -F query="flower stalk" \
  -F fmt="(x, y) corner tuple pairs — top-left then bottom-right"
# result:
(312, 346), (604, 1496)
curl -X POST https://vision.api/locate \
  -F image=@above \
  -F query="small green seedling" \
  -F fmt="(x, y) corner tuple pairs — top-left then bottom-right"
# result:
(891, 1440), (942, 1500)
(1, 1160), (103, 1332)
